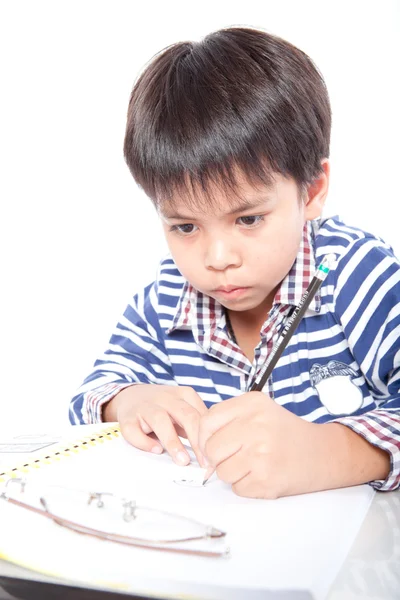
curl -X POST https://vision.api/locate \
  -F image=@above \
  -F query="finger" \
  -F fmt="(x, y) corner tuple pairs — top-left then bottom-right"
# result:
(155, 392), (208, 466)
(198, 398), (241, 456)
(137, 414), (153, 434)
(215, 446), (248, 485)
(204, 420), (243, 468)
(171, 399), (208, 467)
(120, 417), (164, 455)
(142, 405), (192, 466)
(177, 387), (209, 416)
(174, 424), (187, 439)
(232, 471), (277, 499)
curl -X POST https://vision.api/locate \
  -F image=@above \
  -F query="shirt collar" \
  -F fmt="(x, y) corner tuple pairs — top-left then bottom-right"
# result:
(274, 218), (320, 308)
(167, 219), (321, 336)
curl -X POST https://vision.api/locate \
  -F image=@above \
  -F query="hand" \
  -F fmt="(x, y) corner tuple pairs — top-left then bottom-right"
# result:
(104, 385), (208, 468)
(198, 392), (325, 499)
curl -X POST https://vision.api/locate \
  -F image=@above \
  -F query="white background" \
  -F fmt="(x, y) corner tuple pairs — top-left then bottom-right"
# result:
(0, 0), (399, 432)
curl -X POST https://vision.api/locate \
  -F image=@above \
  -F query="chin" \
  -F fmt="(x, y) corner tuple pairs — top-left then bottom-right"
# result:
(218, 297), (261, 311)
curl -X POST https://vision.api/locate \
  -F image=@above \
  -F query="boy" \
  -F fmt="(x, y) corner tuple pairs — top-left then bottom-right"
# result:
(70, 26), (400, 499)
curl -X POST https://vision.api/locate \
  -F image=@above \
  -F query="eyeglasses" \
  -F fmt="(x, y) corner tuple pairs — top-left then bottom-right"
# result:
(1, 478), (229, 558)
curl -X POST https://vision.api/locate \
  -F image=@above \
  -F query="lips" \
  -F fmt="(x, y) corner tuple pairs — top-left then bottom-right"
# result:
(212, 286), (251, 300)
(214, 286), (247, 292)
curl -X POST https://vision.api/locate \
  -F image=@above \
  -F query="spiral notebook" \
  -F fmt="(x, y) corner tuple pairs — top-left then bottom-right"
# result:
(0, 424), (121, 481)
(0, 423), (375, 600)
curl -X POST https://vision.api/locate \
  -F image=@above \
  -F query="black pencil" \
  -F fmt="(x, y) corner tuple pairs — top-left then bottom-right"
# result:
(250, 253), (336, 392)
(202, 253), (336, 485)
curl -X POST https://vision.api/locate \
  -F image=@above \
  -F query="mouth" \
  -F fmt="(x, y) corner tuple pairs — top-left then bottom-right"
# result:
(212, 286), (251, 299)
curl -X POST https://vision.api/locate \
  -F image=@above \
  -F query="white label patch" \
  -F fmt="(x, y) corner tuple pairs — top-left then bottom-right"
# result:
(315, 375), (364, 415)
(310, 360), (364, 415)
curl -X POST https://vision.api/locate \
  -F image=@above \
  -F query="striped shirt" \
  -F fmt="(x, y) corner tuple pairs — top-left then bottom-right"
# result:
(69, 216), (400, 492)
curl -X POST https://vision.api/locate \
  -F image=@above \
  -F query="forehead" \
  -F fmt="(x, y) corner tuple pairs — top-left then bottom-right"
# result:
(159, 174), (282, 219)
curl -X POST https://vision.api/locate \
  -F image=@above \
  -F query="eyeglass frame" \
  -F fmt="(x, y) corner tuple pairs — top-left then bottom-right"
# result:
(0, 478), (229, 558)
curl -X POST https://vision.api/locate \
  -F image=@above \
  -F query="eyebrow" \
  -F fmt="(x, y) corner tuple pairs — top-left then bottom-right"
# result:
(162, 198), (274, 221)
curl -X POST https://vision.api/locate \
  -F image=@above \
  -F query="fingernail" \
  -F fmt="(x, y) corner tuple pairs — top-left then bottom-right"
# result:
(151, 445), (163, 454)
(176, 451), (190, 465)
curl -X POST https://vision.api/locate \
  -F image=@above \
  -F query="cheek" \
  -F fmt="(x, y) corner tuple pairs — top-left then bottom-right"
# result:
(163, 230), (183, 260)
(164, 235), (200, 278)
(253, 224), (303, 275)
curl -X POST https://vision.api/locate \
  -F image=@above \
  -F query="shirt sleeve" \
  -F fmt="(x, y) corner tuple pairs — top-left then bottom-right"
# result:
(332, 237), (400, 491)
(69, 281), (176, 425)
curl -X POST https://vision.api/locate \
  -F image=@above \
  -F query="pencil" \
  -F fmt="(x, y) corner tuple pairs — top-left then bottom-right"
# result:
(202, 253), (336, 485)
(249, 253), (336, 392)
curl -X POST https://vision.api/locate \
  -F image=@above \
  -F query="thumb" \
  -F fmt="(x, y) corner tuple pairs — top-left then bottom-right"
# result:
(198, 401), (237, 456)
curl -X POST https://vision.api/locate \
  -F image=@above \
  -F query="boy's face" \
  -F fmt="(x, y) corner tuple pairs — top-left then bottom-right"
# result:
(160, 168), (326, 316)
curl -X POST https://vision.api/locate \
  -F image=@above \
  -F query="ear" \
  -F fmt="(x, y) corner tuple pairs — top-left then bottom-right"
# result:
(304, 159), (330, 220)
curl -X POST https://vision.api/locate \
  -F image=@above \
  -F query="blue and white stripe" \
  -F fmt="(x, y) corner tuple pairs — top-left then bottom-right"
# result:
(70, 216), (400, 491)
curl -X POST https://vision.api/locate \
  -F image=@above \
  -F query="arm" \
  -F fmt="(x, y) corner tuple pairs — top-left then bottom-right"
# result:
(69, 278), (208, 467)
(69, 281), (176, 425)
(330, 238), (400, 491)
(198, 238), (400, 498)
(197, 392), (391, 498)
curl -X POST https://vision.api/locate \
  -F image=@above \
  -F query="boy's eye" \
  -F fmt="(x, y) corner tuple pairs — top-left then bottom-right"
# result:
(237, 215), (264, 227)
(170, 223), (198, 235)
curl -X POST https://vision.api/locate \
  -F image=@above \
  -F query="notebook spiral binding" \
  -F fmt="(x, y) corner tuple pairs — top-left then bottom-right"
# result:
(0, 426), (121, 484)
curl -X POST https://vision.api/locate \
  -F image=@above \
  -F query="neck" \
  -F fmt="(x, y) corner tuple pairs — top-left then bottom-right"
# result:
(227, 289), (276, 330)
(225, 307), (270, 357)
(225, 298), (273, 362)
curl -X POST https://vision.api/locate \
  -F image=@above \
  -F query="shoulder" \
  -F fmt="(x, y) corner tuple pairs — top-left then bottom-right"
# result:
(134, 255), (185, 304)
(314, 215), (394, 260)
(156, 254), (185, 286)
(315, 215), (397, 272)
(123, 255), (185, 333)
(138, 255), (186, 317)
(127, 254), (185, 311)
(316, 216), (400, 310)
(155, 254), (186, 300)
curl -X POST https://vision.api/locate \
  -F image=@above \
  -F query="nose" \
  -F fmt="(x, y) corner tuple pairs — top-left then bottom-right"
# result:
(204, 236), (242, 271)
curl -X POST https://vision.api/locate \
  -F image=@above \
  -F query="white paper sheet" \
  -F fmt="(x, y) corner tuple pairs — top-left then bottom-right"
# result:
(0, 428), (375, 599)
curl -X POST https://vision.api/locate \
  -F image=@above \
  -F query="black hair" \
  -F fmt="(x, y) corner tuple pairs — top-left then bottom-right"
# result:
(123, 26), (331, 209)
